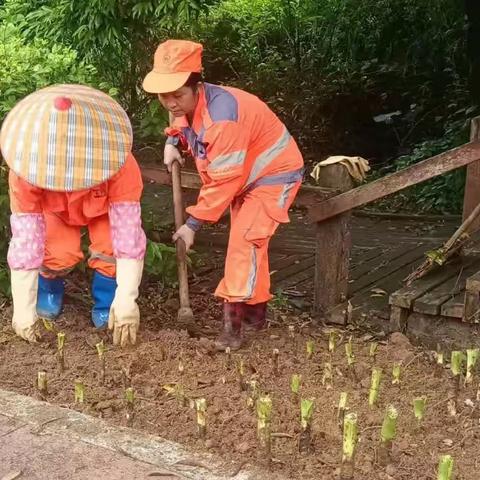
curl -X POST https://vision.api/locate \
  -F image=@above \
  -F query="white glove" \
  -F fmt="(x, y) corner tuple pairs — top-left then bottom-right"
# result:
(108, 258), (143, 347)
(11, 269), (40, 342)
(311, 156), (370, 183)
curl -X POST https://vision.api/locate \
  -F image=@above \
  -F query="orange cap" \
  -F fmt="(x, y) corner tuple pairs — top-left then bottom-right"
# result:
(143, 39), (203, 94)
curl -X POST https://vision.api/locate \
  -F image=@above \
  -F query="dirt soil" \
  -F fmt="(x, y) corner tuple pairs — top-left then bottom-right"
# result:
(0, 277), (479, 480)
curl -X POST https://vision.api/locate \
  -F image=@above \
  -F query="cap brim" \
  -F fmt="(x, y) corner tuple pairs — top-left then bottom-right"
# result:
(142, 71), (191, 94)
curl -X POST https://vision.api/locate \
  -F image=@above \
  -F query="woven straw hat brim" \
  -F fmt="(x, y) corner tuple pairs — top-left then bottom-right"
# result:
(0, 84), (133, 191)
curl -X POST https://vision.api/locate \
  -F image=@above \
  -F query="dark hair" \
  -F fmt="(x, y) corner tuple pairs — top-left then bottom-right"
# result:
(183, 72), (203, 90)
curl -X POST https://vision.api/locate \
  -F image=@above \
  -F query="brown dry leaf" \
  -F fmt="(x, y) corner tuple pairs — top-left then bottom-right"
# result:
(1, 471), (23, 480)
(442, 438), (454, 447)
(147, 471), (180, 478)
(162, 384), (176, 395)
(370, 288), (387, 296)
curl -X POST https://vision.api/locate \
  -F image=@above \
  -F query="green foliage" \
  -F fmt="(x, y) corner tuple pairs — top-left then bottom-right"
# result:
(374, 112), (475, 213)
(202, 0), (464, 92)
(144, 240), (194, 287)
(0, 23), (105, 121)
(1, 0), (213, 122)
(196, 0), (467, 162)
(138, 101), (170, 141)
(270, 288), (290, 311)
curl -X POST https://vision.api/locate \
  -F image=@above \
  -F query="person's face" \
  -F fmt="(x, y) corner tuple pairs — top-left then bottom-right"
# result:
(158, 86), (198, 118)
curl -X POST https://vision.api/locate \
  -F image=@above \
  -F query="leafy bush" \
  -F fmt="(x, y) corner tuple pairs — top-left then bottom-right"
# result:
(1, 0), (213, 125)
(138, 101), (170, 142)
(0, 23), (108, 121)
(196, 0), (466, 160)
(372, 112), (476, 214)
(144, 240), (196, 288)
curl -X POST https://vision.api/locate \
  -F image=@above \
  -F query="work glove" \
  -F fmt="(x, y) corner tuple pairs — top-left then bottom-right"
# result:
(173, 223), (196, 251)
(164, 143), (185, 173)
(108, 258), (143, 347)
(11, 269), (40, 342)
(311, 156), (370, 183)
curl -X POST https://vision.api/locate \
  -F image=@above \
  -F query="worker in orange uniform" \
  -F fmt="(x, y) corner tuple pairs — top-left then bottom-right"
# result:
(0, 84), (146, 347)
(143, 40), (304, 350)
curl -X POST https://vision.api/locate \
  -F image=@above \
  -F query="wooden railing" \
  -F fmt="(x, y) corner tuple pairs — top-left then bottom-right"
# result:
(308, 140), (480, 223)
(141, 164), (336, 207)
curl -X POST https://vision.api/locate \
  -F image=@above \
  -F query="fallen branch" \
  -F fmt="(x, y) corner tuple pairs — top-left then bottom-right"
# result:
(404, 201), (480, 285)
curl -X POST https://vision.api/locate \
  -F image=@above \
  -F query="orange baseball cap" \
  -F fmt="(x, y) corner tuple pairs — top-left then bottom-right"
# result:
(143, 39), (203, 94)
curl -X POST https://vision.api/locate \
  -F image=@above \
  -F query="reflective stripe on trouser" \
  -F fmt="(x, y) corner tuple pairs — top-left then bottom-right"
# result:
(42, 212), (116, 278)
(214, 181), (300, 304)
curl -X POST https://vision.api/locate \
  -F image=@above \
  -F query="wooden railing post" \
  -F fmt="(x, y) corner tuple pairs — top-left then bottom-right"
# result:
(313, 164), (354, 320)
(463, 116), (480, 231)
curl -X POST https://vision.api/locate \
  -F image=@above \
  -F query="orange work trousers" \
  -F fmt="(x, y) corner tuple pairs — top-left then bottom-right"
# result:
(215, 182), (300, 304)
(43, 212), (115, 278)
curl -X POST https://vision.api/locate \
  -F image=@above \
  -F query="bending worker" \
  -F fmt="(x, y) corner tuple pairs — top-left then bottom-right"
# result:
(0, 84), (146, 347)
(143, 40), (304, 350)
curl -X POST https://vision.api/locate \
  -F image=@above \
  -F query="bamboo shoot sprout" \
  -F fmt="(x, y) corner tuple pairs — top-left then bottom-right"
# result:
(125, 387), (135, 426)
(437, 455), (454, 480)
(378, 405), (398, 466)
(337, 392), (348, 429)
(256, 395), (272, 458)
(369, 368), (382, 408)
(37, 371), (48, 397)
(465, 348), (479, 385)
(299, 398), (315, 453)
(195, 398), (207, 439)
(57, 332), (65, 372)
(413, 396), (427, 422)
(341, 413), (358, 479)
(74, 379), (85, 404)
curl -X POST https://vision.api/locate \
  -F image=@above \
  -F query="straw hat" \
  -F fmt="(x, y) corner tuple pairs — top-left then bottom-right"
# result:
(0, 84), (133, 191)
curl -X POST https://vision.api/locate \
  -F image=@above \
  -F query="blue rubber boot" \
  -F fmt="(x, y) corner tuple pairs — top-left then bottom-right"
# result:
(91, 271), (117, 329)
(36, 276), (65, 320)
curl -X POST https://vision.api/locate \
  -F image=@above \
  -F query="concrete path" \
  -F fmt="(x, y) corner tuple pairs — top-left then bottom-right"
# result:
(0, 389), (270, 480)
(0, 414), (172, 480)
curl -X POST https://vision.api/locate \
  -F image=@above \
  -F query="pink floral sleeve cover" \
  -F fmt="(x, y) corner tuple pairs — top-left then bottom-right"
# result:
(7, 213), (45, 270)
(109, 202), (146, 259)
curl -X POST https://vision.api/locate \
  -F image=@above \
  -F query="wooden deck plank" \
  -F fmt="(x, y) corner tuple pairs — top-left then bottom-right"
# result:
(293, 247), (394, 293)
(464, 268), (480, 322)
(277, 266), (315, 290)
(412, 259), (480, 315)
(441, 293), (464, 318)
(466, 269), (480, 292)
(350, 243), (424, 283)
(349, 244), (431, 294)
(349, 246), (387, 268)
(349, 256), (430, 317)
(270, 253), (310, 274)
(271, 255), (315, 283)
(389, 261), (465, 309)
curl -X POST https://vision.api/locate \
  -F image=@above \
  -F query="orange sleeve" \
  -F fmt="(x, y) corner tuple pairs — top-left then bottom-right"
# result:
(8, 170), (43, 213)
(107, 153), (144, 203)
(186, 121), (248, 222)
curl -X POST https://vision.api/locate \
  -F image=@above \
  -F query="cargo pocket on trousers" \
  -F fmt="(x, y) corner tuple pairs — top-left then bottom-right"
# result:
(244, 205), (279, 249)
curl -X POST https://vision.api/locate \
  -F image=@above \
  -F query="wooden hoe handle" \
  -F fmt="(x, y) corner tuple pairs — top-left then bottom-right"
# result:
(171, 161), (191, 311)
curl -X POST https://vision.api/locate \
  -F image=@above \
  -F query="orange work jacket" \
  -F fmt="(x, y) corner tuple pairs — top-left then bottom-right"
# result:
(166, 83), (304, 225)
